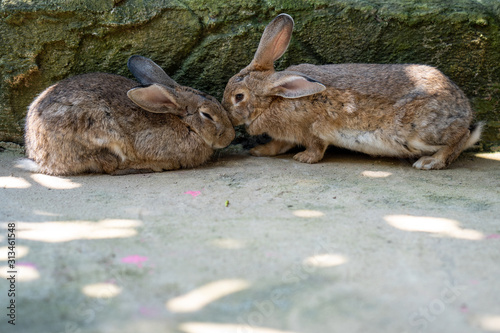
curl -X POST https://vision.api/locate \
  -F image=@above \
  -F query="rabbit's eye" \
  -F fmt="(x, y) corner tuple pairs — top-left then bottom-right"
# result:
(200, 111), (214, 121)
(235, 93), (244, 103)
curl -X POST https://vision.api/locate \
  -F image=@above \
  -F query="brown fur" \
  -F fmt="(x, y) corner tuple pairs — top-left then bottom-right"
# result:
(222, 14), (482, 170)
(25, 56), (234, 175)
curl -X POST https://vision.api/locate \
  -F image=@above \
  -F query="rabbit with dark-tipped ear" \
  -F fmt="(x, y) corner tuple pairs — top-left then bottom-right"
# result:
(23, 55), (235, 175)
(222, 14), (482, 169)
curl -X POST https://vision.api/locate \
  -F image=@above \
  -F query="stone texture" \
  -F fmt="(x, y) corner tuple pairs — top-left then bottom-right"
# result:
(1, 0), (499, 148)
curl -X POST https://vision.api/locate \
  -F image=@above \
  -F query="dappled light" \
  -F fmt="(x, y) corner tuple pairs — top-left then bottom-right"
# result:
(385, 215), (484, 240)
(33, 210), (61, 217)
(293, 210), (324, 218)
(30, 174), (81, 190)
(179, 322), (298, 333)
(0, 219), (142, 242)
(0, 264), (40, 281)
(475, 315), (500, 331)
(0, 245), (29, 261)
(361, 170), (392, 178)
(303, 254), (348, 268)
(166, 279), (251, 313)
(0, 174), (81, 190)
(82, 283), (122, 299)
(475, 152), (500, 162)
(0, 176), (31, 189)
(210, 238), (246, 249)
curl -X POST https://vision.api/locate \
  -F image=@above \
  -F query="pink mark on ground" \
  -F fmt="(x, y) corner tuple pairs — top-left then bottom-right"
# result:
(486, 234), (500, 239)
(120, 255), (148, 268)
(460, 304), (469, 313)
(185, 191), (201, 197)
(17, 262), (37, 268)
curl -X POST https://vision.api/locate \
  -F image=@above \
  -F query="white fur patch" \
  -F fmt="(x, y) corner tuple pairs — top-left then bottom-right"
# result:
(15, 158), (40, 172)
(92, 137), (109, 145)
(321, 129), (443, 157)
(344, 93), (357, 113)
(91, 138), (127, 161)
(109, 143), (127, 161)
(322, 130), (405, 156)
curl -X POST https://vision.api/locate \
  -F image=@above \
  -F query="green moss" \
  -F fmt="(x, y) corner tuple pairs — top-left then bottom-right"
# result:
(0, 0), (113, 13)
(472, 83), (500, 150)
(0, 2), (198, 143)
(174, 30), (260, 99)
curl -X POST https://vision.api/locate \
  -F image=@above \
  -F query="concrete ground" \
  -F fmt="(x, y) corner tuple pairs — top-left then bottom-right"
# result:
(0, 144), (499, 333)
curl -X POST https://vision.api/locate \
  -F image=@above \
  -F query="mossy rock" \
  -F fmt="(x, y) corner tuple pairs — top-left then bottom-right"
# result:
(1, 0), (499, 149)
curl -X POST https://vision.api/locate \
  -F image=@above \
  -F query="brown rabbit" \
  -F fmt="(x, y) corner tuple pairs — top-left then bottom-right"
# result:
(23, 55), (235, 175)
(222, 14), (482, 170)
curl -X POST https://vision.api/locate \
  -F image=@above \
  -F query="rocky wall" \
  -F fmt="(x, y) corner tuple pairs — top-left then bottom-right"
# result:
(1, 0), (499, 149)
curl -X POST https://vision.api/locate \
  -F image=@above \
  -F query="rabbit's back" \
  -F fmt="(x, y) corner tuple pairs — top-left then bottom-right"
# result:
(288, 63), (473, 143)
(288, 63), (469, 105)
(29, 73), (141, 127)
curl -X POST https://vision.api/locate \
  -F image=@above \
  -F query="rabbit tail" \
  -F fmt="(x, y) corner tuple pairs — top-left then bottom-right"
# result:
(15, 158), (41, 173)
(465, 122), (484, 149)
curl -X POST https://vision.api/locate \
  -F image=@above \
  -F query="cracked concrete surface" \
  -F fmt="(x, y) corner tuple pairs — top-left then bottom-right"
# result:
(0, 146), (499, 333)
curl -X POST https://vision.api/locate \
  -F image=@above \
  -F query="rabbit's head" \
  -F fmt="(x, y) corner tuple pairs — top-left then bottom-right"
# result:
(222, 14), (325, 126)
(127, 56), (235, 149)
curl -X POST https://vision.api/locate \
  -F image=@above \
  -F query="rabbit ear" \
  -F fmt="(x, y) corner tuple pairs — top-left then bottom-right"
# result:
(127, 84), (185, 116)
(127, 55), (179, 87)
(250, 14), (294, 71)
(267, 72), (326, 98)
